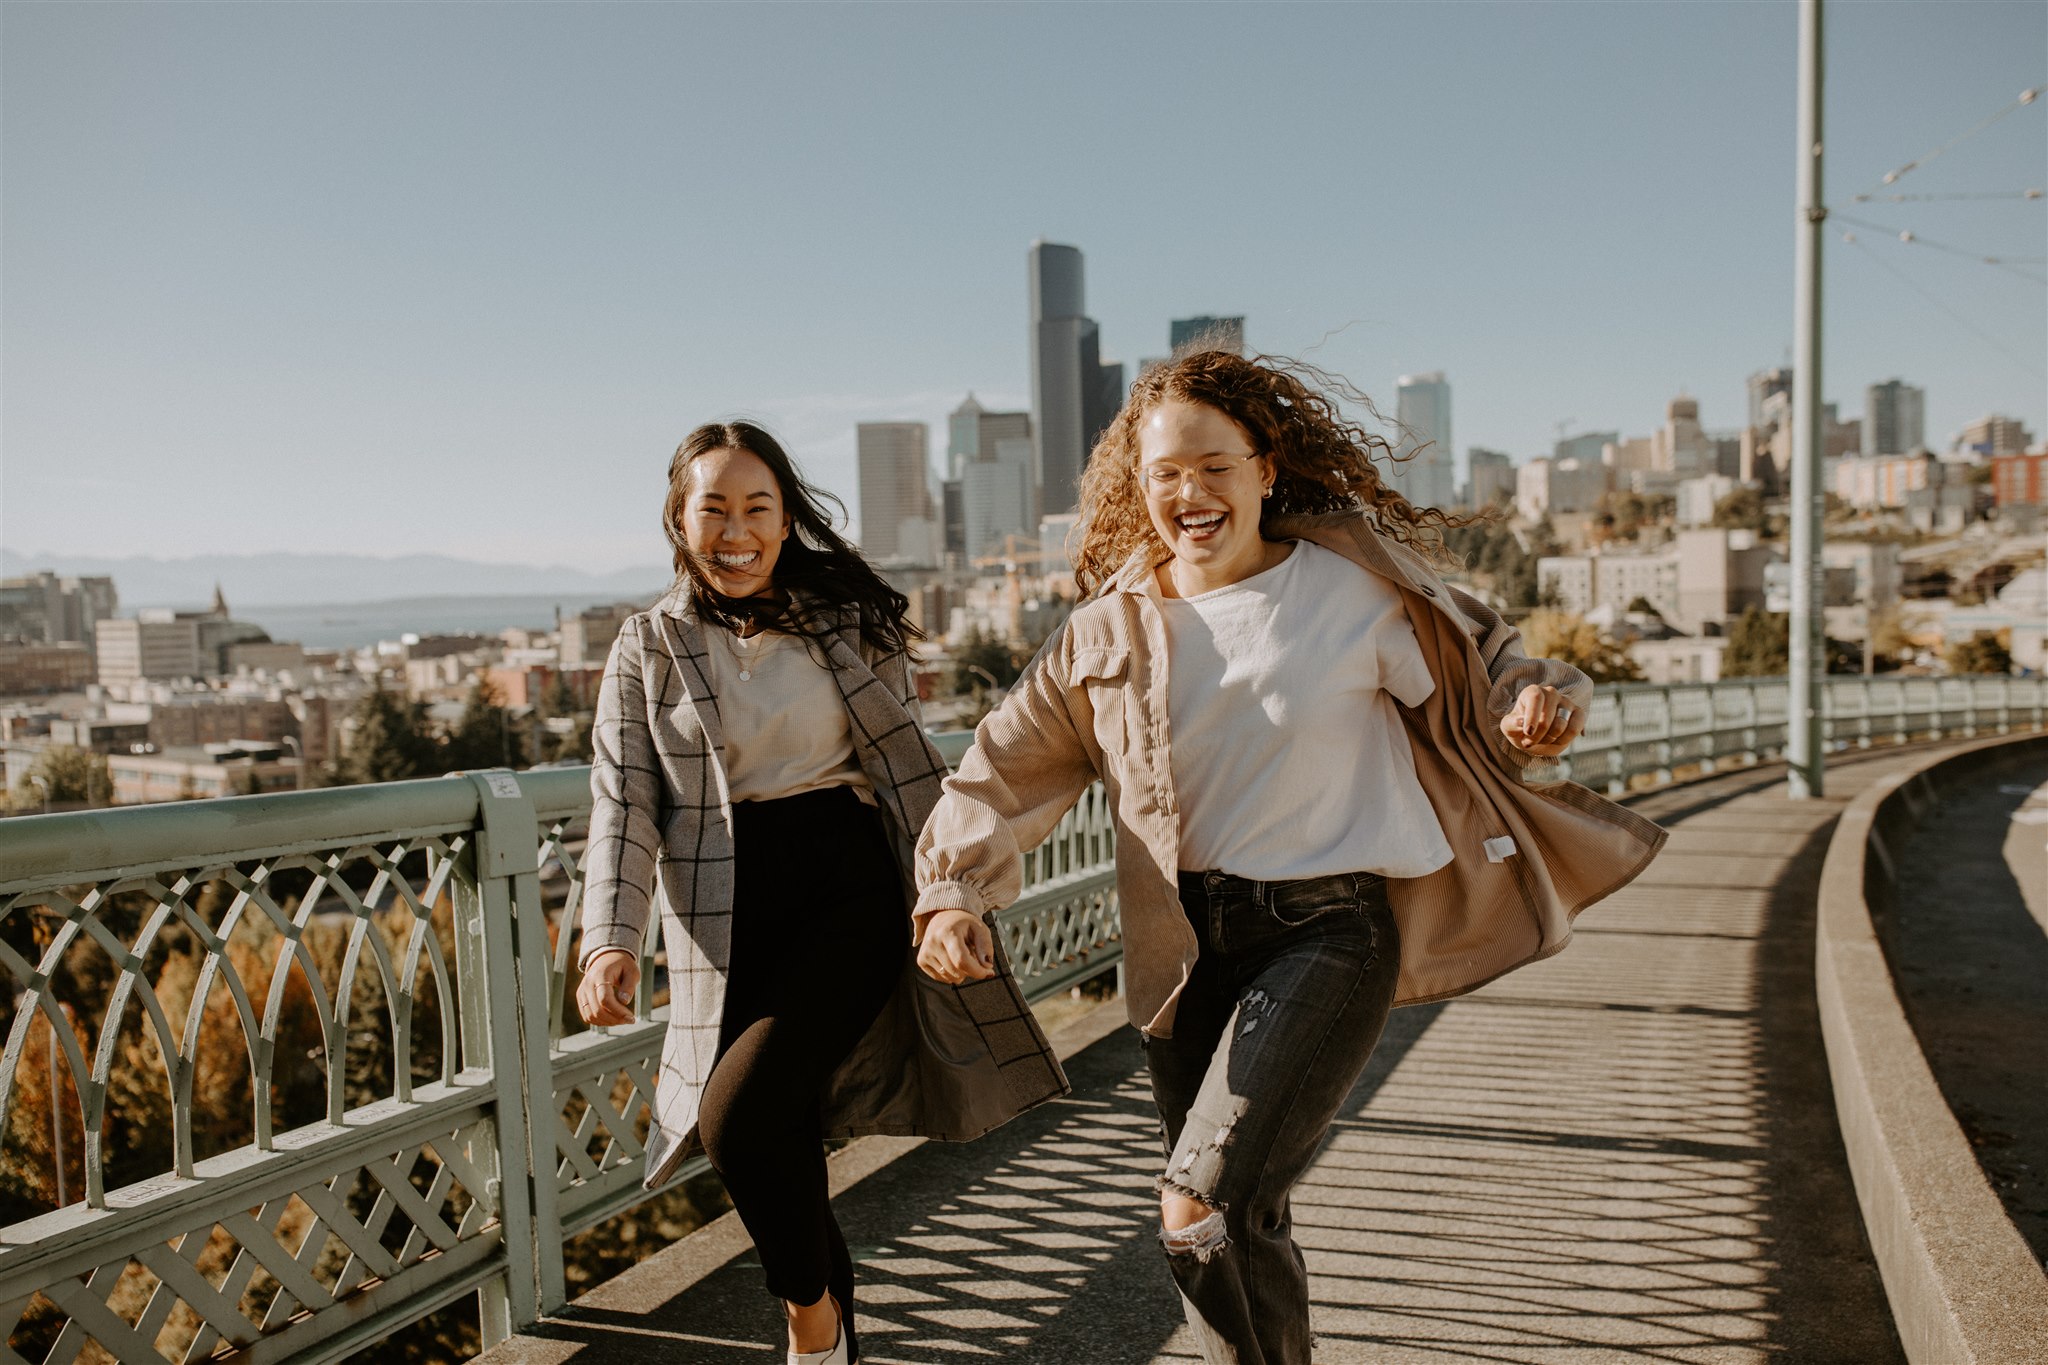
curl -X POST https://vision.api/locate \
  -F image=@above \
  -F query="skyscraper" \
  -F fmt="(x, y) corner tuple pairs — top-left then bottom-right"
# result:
(949, 400), (1035, 561)
(1392, 372), (1455, 510)
(1864, 379), (1926, 456)
(1169, 316), (1246, 355)
(947, 393), (985, 480)
(1650, 396), (1712, 476)
(1029, 241), (1122, 515)
(1747, 367), (1794, 430)
(856, 421), (934, 563)
(1466, 448), (1516, 509)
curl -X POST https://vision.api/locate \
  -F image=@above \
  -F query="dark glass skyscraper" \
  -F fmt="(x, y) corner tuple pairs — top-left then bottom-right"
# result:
(1168, 315), (1245, 355)
(1029, 241), (1122, 516)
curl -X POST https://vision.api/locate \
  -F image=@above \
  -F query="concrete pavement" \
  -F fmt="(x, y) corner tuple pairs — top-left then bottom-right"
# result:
(482, 749), (1975, 1364)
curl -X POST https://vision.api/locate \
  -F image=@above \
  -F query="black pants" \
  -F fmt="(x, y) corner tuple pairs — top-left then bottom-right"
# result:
(696, 785), (906, 1328)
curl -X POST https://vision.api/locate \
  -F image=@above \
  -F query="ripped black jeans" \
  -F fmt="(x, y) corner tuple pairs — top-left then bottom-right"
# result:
(1145, 869), (1402, 1365)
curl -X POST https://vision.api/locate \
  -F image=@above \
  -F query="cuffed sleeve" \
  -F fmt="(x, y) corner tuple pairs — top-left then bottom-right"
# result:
(578, 617), (663, 971)
(1445, 583), (1594, 769)
(912, 621), (1101, 944)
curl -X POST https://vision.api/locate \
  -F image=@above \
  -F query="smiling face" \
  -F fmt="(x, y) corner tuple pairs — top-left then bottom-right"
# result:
(680, 447), (791, 598)
(1136, 399), (1276, 592)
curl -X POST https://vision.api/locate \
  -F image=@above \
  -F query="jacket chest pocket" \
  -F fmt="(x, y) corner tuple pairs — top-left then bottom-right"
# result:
(1071, 647), (1132, 759)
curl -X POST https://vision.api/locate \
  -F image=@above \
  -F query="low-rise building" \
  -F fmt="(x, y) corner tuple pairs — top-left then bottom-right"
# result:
(0, 642), (95, 695)
(1820, 540), (1902, 609)
(559, 604), (643, 668)
(1990, 451), (2046, 507)
(104, 743), (299, 805)
(1628, 636), (1729, 684)
(1517, 457), (1609, 522)
(1676, 475), (1737, 528)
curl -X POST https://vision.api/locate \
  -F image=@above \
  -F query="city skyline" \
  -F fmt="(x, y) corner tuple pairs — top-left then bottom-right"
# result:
(4, 3), (2043, 572)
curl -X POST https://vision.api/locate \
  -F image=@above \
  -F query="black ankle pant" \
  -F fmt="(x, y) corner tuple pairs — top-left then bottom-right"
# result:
(696, 785), (907, 1313)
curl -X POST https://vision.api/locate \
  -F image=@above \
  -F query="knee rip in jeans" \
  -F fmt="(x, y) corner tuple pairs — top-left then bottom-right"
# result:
(1157, 1164), (1229, 1262)
(1157, 1196), (1230, 1263)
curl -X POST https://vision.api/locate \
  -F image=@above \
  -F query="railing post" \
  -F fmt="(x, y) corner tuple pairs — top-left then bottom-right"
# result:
(453, 774), (547, 1345)
(1654, 687), (1674, 785)
(468, 772), (571, 1317)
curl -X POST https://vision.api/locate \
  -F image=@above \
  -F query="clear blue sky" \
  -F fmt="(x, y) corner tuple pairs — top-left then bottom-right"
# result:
(4, 1), (2043, 575)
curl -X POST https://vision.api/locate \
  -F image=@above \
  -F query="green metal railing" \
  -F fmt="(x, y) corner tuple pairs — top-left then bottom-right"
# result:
(0, 762), (1118, 1365)
(0, 673), (2038, 1364)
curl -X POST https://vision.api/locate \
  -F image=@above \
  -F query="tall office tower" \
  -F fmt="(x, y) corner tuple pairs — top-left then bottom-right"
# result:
(1029, 241), (1122, 515)
(964, 437), (1036, 563)
(1169, 316), (1246, 355)
(1392, 372), (1455, 510)
(856, 421), (934, 562)
(1650, 396), (1712, 476)
(947, 393), (985, 480)
(1747, 367), (1794, 430)
(1864, 379), (1926, 456)
(1466, 447), (1516, 509)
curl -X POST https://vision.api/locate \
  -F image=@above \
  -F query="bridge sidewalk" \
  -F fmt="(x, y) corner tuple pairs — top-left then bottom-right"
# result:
(482, 748), (1959, 1364)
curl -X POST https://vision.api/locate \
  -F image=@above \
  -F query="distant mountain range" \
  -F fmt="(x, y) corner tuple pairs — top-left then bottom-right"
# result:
(0, 547), (671, 610)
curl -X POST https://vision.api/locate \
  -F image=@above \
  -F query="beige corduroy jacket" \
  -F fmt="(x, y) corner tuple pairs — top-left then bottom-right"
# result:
(913, 510), (1669, 1038)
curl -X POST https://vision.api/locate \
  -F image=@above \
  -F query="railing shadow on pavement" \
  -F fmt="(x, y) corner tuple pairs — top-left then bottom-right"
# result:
(0, 674), (2037, 1365)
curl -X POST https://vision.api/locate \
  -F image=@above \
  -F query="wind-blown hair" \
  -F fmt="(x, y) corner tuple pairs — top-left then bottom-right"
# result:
(1072, 351), (1471, 596)
(663, 421), (920, 655)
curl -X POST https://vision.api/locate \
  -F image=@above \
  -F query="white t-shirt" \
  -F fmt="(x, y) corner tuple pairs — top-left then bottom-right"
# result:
(699, 626), (871, 804)
(1153, 540), (1454, 881)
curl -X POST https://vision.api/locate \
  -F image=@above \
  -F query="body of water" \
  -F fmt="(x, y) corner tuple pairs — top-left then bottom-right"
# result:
(221, 592), (664, 651)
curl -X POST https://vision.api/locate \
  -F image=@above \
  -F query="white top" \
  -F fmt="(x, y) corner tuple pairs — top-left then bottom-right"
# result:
(1152, 540), (1454, 881)
(699, 626), (871, 804)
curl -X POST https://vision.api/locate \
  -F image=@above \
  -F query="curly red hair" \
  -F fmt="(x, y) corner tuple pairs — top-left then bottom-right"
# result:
(1072, 351), (1471, 595)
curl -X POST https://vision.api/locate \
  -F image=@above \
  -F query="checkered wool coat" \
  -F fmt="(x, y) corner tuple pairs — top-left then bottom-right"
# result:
(579, 585), (1069, 1189)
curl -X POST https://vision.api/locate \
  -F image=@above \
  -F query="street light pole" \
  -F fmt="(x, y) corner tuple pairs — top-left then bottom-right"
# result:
(1789, 0), (1827, 799)
(280, 735), (303, 791)
(28, 774), (49, 817)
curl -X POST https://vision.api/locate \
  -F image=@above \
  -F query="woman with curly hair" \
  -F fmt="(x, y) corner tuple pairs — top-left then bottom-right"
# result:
(575, 422), (1065, 1365)
(913, 352), (1665, 1362)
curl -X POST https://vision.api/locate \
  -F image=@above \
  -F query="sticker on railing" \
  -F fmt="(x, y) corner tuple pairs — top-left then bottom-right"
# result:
(485, 773), (523, 800)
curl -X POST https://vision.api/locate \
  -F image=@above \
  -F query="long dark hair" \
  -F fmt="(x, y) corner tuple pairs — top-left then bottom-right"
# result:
(1073, 350), (1475, 595)
(663, 421), (920, 655)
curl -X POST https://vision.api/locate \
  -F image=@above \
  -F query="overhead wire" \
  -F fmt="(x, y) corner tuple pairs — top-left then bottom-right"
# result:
(1853, 85), (2042, 200)
(1831, 211), (2048, 282)
(1838, 230), (2046, 380)
(1851, 189), (2044, 203)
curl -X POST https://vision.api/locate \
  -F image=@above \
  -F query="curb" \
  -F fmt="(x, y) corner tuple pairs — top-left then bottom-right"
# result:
(1815, 732), (2048, 1364)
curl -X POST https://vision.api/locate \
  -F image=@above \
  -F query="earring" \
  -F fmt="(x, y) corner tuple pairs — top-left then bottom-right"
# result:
(1262, 486), (1274, 499)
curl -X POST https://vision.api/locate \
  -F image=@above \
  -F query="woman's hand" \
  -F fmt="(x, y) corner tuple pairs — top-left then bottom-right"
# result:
(577, 948), (641, 1026)
(917, 909), (997, 985)
(1500, 683), (1585, 758)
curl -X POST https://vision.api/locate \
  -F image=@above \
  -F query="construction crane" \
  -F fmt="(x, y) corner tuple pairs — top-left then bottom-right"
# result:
(969, 532), (1052, 573)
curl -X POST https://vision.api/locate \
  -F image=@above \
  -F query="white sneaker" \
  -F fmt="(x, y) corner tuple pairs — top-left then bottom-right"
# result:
(787, 1300), (848, 1365)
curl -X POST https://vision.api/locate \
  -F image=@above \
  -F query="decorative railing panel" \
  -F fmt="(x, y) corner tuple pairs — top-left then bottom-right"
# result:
(0, 673), (2038, 1363)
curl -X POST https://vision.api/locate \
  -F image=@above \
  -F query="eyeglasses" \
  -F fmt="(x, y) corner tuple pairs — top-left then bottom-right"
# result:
(1137, 452), (1263, 498)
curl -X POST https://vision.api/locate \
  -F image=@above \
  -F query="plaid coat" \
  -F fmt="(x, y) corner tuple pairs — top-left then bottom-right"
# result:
(579, 585), (1069, 1189)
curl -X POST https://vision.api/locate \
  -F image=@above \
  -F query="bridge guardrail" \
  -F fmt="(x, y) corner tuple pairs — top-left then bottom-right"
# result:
(0, 672), (2036, 1363)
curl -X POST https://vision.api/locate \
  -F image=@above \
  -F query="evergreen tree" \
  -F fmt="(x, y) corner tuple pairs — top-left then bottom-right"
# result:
(446, 678), (524, 771)
(1945, 631), (2013, 676)
(1722, 606), (1789, 678)
(11, 745), (110, 808)
(339, 688), (439, 785)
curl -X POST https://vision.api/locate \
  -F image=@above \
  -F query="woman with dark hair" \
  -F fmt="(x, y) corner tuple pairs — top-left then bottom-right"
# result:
(913, 354), (1666, 1362)
(575, 421), (1065, 1365)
